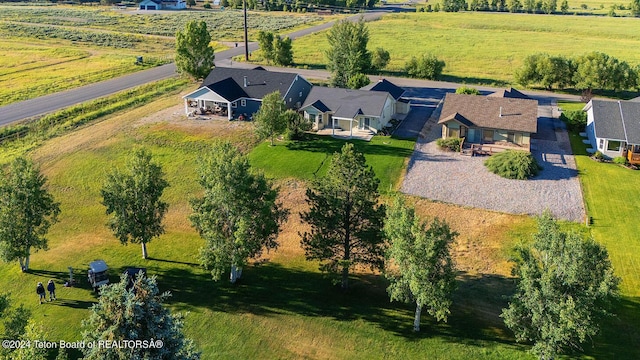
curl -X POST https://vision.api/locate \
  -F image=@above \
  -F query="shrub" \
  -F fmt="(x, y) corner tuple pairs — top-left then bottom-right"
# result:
(436, 137), (462, 152)
(203, 2), (212, 8)
(560, 110), (587, 132)
(455, 86), (480, 95)
(484, 150), (542, 179)
(405, 53), (446, 80)
(613, 156), (628, 165)
(593, 150), (604, 161)
(347, 72), (371, 89)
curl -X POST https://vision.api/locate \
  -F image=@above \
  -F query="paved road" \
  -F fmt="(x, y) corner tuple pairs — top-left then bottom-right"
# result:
(0, 9), (392, 125)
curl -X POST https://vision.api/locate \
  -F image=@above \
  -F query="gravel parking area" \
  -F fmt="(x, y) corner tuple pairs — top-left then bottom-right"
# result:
(401, 107), (586, 222)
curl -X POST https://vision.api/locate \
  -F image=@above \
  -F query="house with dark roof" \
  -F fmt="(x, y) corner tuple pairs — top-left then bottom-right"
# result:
(182, 67), (312, 120)
(583, 99), (640, 164)
(300, 86), (396, 137)
(367, 79), (411, 114)
(487, 87), (531, 100)
(438, 92), (538, 151)
(139, 0), (186, 10)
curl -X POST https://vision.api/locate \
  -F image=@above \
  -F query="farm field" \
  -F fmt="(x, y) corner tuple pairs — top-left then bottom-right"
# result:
(0, 4), (336, 106)
(292, 11), (640, 85)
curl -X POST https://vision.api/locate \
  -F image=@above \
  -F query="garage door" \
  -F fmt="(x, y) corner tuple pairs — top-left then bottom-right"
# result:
(147, 5), (156, 9)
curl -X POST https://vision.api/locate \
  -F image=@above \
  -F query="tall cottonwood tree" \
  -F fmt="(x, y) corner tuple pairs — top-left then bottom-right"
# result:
(301, 143), (386, 290)
(325, 18), (372, 88)
(384, 196), (457, 332)
(81, 274), (200, 360)
(101, 149), (169, 259)
(190, 142), (287, 283)
(0, 157), (60, 272)
(254, 91), (288, 146)
(176, 20), (215, 80)
(501, 213), (619, 359)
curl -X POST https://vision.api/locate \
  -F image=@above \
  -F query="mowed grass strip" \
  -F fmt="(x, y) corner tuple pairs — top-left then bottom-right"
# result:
(292, 12), (640, 85)
(248, 134), (415, 192)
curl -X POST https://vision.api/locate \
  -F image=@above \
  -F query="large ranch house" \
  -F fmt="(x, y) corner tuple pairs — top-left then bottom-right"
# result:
(438, 90), (538, 153)
(182, 67), (312, 120)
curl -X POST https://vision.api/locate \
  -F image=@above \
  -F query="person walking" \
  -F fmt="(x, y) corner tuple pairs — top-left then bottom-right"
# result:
(36, 282), (45, 304)
(47, 279), (56, 301)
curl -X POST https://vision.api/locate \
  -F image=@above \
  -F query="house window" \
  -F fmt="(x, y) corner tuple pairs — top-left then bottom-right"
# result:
(240, 99), (246, 107)
(231, 102), (237, 108)
(309, 114), (316, 123)
(599, 139), (604, 149)
(607, 140), (621, 151)
(447, 127), (460, 138)
(483, 129), (494, 143)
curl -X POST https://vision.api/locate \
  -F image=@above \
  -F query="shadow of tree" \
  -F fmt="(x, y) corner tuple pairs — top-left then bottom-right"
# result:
(286, 134), (414, 159)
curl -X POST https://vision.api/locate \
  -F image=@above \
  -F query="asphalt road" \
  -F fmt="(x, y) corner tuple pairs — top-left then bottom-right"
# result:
(0, 9), (392, 125)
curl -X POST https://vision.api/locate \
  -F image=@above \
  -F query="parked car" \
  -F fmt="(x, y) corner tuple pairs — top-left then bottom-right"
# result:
(88, 260), (109, 292)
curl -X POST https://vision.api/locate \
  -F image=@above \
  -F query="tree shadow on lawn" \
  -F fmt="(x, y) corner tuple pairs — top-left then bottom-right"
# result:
(157, 262), (524, 348)
(27, 268), (72, 283)
(287, 134), (413, 159)
(584, 296), (640, 360)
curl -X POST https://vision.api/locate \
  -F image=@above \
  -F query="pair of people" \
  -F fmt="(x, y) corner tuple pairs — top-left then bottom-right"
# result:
(36, 280), (56, 304)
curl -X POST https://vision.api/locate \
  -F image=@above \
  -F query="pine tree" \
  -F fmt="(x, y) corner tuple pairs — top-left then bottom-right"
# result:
(301, 144), (386, 290)
(81, 274), (200, 360)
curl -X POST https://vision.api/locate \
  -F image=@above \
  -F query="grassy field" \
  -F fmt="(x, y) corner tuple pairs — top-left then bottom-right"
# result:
(248, 135), (416, 192)
(291, 12), (640, 86)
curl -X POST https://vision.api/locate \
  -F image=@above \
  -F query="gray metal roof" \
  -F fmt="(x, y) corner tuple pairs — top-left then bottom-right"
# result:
(301, 87), (390, 119)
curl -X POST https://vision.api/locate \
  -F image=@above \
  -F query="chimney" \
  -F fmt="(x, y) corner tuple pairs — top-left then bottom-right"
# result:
(243, 76), (248, 87)
(499, 106), (503, 117)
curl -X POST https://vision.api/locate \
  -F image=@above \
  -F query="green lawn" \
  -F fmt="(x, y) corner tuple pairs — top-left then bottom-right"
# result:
(248, 134), (416, 192)
(292, 12), (640, 86)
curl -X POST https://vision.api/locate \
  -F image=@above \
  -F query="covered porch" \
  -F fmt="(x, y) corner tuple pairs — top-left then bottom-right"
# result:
(182, 88), (234, 120)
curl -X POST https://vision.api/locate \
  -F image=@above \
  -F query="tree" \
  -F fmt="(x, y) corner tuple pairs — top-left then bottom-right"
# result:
(371, 47), (391, 72)
(190, 142), (287, 283)
(573, 51), (637, 92)
(515, 53), (575, 90)
(10, 321), (49, 360)
(187, 0), (196, 7)
(541, 0), (556, 12)
(273, 35), (293, 66)
(442, 0), (467, 11)
(405, 53), (446, 80)
(4, 304), (31, 340)
(101, 149), (169, 259)
(455, 86), (480, 95)
(560, 0), (569, 13)
(300, 143), (386, 290)
(501, 213), (619, 360)
(283, 109), (311, 140)
(631, 0), (640, 16)
(325, 18), (372, 88)
(81, 274), (200, 360)
(346, 72), (371, 89)
(175, 21), (215, 80)
(254, 91), (288, 146)
(0, 157), (60, 272)
(507, 0), (522, 12)
(384, 196), (457, 332)
(257, 30), (275, 63)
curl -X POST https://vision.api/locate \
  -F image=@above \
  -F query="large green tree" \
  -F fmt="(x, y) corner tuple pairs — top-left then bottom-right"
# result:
(254, 91), (288, 146)
(175, 20), (215, 80)
(0, 157), (60, 272)
(384, 196), (457, 332)
(501, 213), (619, 359)
(81, 274), (200, 360)
(273, 35), (293, 66)
(257, 30), (275, 63)
(573, 51), (637, 92)
(101, 149), (169, 259)
(301, 143), (386, 290)
(190, 142), (288, 283)
(325, 18), (372, 88)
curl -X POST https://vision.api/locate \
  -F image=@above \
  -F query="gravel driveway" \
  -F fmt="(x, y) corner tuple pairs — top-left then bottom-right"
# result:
(401, 105), (586, 222)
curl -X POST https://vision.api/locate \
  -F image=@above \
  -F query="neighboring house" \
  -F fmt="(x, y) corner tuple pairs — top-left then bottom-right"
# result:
(487, 87), (531, 100)
(583, 99), (640, 164)
(139, 0), (186, 9)
(182, 67), (312, 120)
(367, 79), (411, 115)
(438, 92), (538, 151)
(300, 86), (396, 137)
